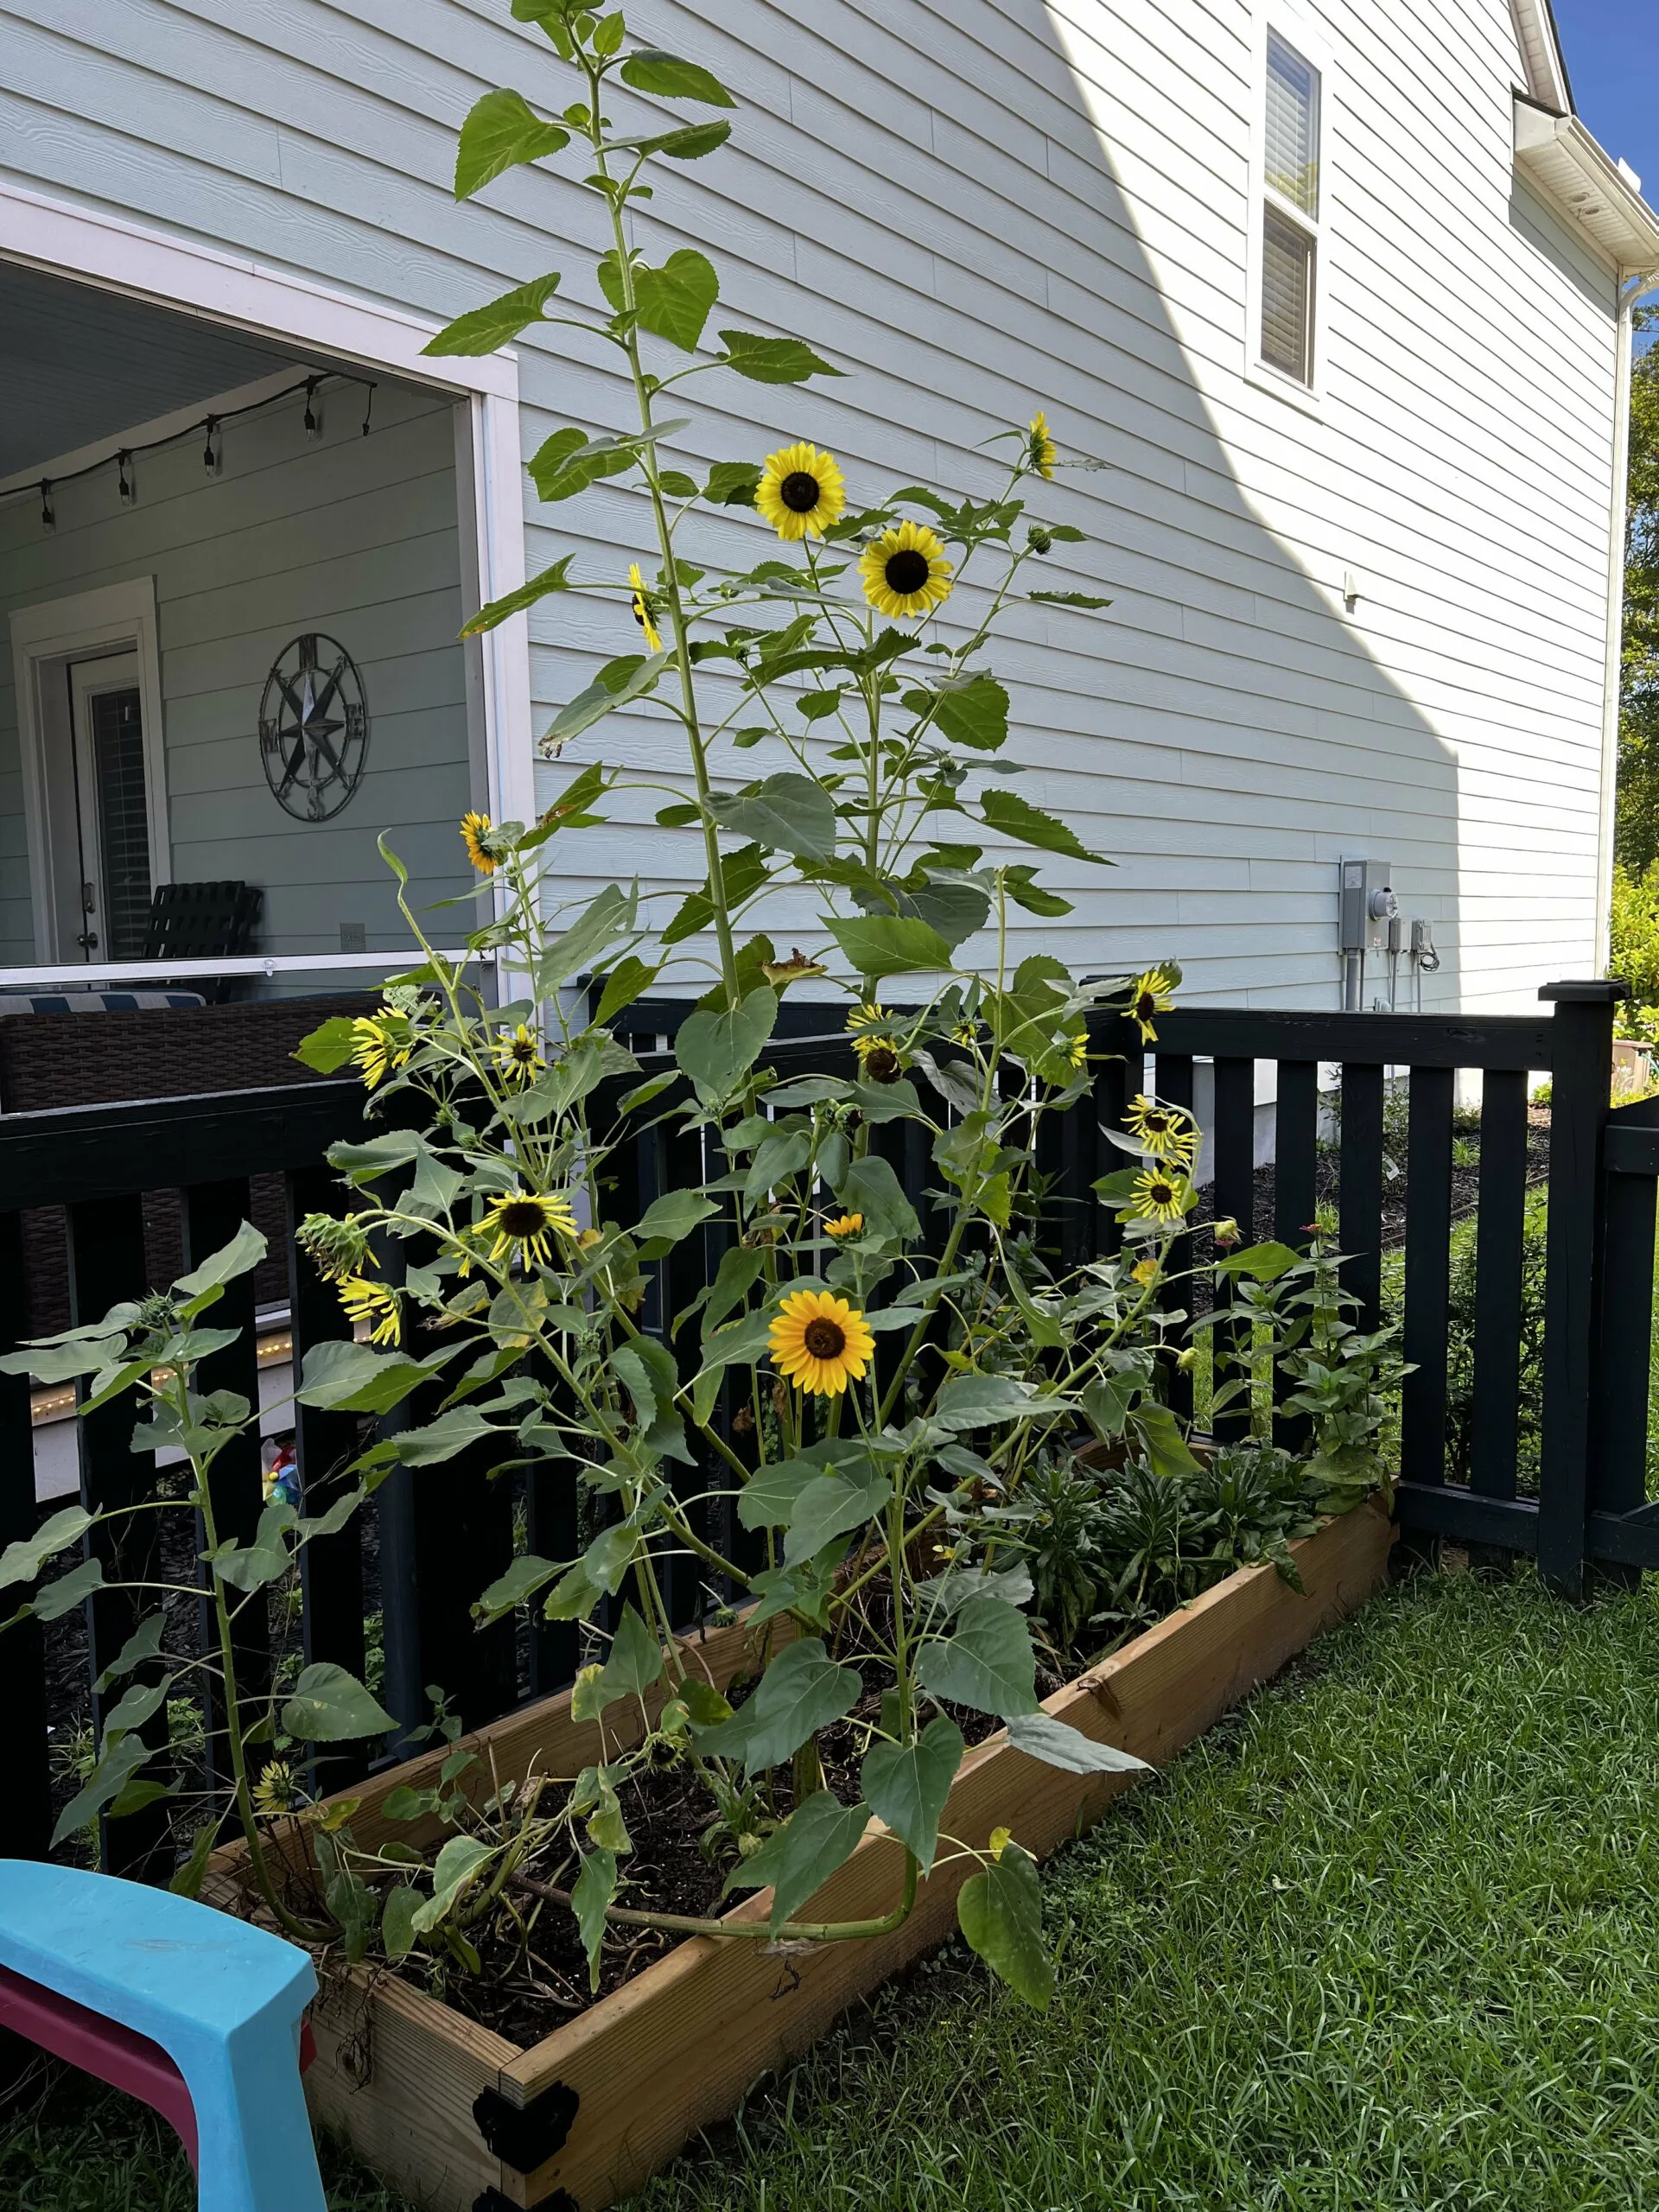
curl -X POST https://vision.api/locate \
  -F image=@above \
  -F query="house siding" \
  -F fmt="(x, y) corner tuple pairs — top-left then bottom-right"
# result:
(0, 0), (1621, 1009)
(0, 373), (472, 963)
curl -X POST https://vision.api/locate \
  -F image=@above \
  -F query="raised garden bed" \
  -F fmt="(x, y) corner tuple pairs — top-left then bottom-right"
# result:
(214, 1491), (1395, 2212)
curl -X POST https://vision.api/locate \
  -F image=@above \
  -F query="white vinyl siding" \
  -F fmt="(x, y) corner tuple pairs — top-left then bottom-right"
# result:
(0, 0), (1622, 1014)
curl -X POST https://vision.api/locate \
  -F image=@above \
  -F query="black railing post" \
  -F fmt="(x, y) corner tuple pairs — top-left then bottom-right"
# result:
(0, 1208), (51, 1859)
(1535, 980), (1625, 1597)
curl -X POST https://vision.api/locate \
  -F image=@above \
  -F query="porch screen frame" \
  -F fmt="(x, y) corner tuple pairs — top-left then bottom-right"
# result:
(0, 181), (536, 950)
(10, 579), (168, 965)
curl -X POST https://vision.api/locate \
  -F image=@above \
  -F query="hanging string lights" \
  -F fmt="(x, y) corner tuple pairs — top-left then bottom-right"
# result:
(1, 370), (377, 529)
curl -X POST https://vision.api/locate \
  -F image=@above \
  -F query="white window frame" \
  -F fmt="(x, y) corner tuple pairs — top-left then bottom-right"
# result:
(1244, 6), (1334, 415)
(0, 180), (536, 970)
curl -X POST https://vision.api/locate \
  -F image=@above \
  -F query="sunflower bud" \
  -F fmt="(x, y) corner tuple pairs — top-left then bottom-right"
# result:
(1026, 523), (1053, 555)
(1176, 1347), (1198, 1371)
(1212, 1217), (1243, 1249)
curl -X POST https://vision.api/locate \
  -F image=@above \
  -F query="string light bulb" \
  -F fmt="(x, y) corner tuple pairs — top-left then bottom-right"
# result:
(360, 384), (375, 438)
(39, 479), (54, 531)
(202, 416), (220, 476)
(117, 450), (135, 506)
(303, 378), (321, 441)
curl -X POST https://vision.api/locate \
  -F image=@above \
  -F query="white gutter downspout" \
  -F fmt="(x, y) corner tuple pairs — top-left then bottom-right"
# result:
(1595, 278), (1643, 971)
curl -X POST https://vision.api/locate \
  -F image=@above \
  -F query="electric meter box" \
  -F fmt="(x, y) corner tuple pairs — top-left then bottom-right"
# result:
(1339, 858), (1395, 953)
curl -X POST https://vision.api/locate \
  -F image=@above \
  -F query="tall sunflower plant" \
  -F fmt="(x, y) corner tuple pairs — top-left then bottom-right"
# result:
(0, 0), (1315, 2012)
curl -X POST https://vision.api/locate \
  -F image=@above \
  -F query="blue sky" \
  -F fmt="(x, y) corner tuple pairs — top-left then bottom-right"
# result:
(1552, 0), (1657, 200)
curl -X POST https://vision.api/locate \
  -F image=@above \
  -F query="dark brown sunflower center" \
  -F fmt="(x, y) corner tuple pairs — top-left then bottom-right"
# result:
(1148, 1180), (1174, 1204)
(1135, 992), (1155, 1020)
(861, 1044), (901, 1083)
(884, 549), (931, 595)
(803, 1318), (846, 1359)
(499, 1199), (548, 1236)
(1145, 1112), (1172, 1135)
(781, 471), (822, 512)
(509, 1037), (537, 1062)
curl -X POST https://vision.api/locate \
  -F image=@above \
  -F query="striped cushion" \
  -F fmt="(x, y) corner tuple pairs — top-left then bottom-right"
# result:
(0, 991), (206, 1016)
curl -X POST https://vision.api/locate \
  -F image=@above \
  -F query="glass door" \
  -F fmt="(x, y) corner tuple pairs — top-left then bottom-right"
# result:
(67, 653), (153, 963)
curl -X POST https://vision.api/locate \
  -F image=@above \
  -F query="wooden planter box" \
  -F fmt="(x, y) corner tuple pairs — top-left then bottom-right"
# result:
(229, 1493), (1395, 2212)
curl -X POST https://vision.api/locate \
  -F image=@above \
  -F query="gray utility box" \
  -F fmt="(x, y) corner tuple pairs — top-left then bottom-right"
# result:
(1339, 858), (1395, 953)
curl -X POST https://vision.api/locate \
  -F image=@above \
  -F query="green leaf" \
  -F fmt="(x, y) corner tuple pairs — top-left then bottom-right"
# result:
(931, 1371), (1071, 1434)
(35, 1557), (103, 1622)
(708, 772), (837, 861)
(860, 1715), (963, 1873)
(294, 1340), (438, 1415)
(293, 1014), (357, 1073)
(411, 1835), (494, 1933)
(453, 89), (570, 200)
(1217, 1240), (1302, 1282)
(674, 985), (779, 1103)
(280, 1662), (396, 1744)
(169, 1822), (218, 1901)
(572, 1848), (617, 1992)
(0, 1505), (92, 1592)
(528, 424), (639, 504)
(632, 249), (720, 352)
(381, 1783), (442, 1824)
(213, 1501), (294, 1593)
(916, 1598), (1039, 1719)
(51, 1733), (151, 1849)
(100, 1675), (170, 1744)
(635, 1189), (719, 1252)
(174, 1220), (266, 1297)
(425, 273), (562, 357)
(381, 1885), (425, 1961)
(704, 460), (761, 506)
(826, 913), (953, 978)
(725, 1789), (869, 1932)
(93, 1612), (165, 1693)
(544, 652), (664, 746)
(1130, 1400), (1205, 1478)
(614, 118), (732, 160)
(836, 1154), (921, 1243)
(742, 1130), (810, 1206)
(1005, 1711), (1150, 1776)
(783, 1464), (891, 1569)
(980, 788), (1106, 867)
(594, 954), (661, 1024)
(601, 1603), (664, 1701)
(693, 1637), (862, 1776)
(1029, 589), (1113, 609)
(957, 1840), (1052, 2008)
(918, 673), (1008, 753)
(618, 48), (736, 105)
(663, 842), (772, 946)
(534, 881), (637, 995)
(461, 555), (575, 639)
(377, 1406), (503, 1468)
(717, 329), (843, 384)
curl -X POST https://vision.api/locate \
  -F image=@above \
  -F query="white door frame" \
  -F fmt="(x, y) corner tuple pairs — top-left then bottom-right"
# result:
(10, 581), (168, 962)
(0, 179), (537, 859)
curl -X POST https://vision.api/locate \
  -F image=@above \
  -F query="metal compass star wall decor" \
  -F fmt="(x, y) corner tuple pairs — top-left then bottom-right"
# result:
(259, 632), (369, 820)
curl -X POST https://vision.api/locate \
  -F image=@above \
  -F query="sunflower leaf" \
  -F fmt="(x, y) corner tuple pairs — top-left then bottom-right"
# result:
(825, 913), (953, 977)
(618, 48), (736, 105)
(723, 1789), (869, 1932)
(704, 461), (761, 506)
(461, 556), (576, 639)
(611, 119), (732, 161)
(957, 1840), (1052, 2008)
(717, 330), (843, 385)
(915, 1598), (1039, 1719)
(543, 654), (665, 749)
(529, 424), (640, 504)
(861, 1715), (963, 1872)
(706, 773), (836, 861)
(980, 788), (1108, 867)
(632, 250), (720, 352)
(906, 673), (1007, 753)
(453, 89), (570, 200)
(425, 274), (562, 357)
(1028, 589), (1114, 609)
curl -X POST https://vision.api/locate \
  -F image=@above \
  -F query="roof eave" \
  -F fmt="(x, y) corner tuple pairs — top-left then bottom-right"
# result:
(1514, 100), (1659, 279)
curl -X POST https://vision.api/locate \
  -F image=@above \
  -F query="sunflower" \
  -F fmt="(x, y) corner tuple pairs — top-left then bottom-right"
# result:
(1027, 410), (1058, 480)
(859, 518), (953, 620)
(1067, 1032), (1089, 1071)
(1124, 1093), (1197, 1162)
(493, 1021), (545, 1085)
(755, 441), (847, 542)
(251, 1760), (300, 1819)
(296, 1211), (372, 1284)
(823, 1212), (864, 1238)
(350, 1009), (410, 1091)
(461, 810), (498, 875)
(1130, 1166), (1189, 1227)
(481, 1189), (579, 1267)
(339, 1274), (401, 1345)
(852, 1033), (906, 1083)
(1122, 966), (1177, 1046)
(847, 1001), (890, 1033)
(629, 562), (663, 653)
(769, 1288), (875, 1398)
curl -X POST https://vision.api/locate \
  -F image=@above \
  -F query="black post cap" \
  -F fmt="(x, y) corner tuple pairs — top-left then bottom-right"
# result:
(1538, 979), (1632, 1003)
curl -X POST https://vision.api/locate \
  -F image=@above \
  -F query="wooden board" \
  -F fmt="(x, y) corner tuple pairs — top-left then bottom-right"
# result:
(227, 1497), (1392, 2210)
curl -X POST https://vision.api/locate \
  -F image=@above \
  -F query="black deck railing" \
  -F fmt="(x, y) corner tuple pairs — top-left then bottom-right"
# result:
(0, 981), (1644, 1873)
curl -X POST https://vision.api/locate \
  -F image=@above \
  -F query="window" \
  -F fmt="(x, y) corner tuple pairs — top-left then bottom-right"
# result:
(1258, 30), (1321, 386)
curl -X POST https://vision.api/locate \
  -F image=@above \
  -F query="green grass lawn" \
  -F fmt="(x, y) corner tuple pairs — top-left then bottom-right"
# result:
(14, 1562), (1659, 2210)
